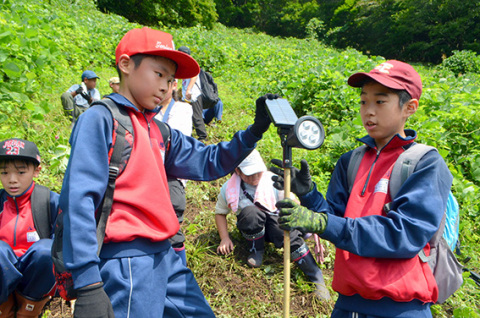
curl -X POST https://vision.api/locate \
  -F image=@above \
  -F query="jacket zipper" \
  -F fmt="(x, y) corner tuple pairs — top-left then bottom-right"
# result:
(144, 113), (152, 139)
(13, 196), (19, 246)
(361, 149), (381, 196)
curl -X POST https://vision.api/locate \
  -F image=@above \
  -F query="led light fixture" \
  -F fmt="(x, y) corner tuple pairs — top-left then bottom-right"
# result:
(286, 116), (324, 150)
(266, 98), (325, 150)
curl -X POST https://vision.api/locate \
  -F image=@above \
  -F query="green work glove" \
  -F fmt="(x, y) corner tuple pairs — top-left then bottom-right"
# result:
(277, 198), (328, 234)
(270, 159), (313, 196)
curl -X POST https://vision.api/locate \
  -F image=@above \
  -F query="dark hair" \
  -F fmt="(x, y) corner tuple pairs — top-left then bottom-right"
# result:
(171, 88), (179, 101)
(0, 158), (38, 170)
(361, 79), (412, 108)
(395, 89), (412, 107)
(116, 54), (178, 80)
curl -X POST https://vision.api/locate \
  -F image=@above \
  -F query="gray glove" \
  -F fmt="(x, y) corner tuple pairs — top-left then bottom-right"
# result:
(270, 159), (313, 196)
(74, 282), (114, 318)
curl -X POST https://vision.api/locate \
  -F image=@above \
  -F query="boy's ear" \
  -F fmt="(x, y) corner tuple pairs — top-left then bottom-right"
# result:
(404, 99), (419, 117)
(117, 54), (132, 75)
(33, 165), (41, 178)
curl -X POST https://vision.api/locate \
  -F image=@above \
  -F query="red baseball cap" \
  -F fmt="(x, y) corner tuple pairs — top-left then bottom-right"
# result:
(348, 60), (422, 100)
(115, 27), (200, 79)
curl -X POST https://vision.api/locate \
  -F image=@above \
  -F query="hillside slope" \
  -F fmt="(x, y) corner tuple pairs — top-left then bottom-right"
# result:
(1, 1), (479, 317)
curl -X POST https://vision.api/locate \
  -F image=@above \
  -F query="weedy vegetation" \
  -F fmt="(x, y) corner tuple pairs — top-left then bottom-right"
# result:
(0, 0), (479, 317)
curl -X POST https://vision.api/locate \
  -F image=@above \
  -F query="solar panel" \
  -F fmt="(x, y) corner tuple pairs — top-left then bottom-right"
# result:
(265, 98), (298, 128)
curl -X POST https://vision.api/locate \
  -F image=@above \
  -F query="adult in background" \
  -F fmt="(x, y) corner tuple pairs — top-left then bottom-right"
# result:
(203, 99), (223, 126)
(108, 77), (120, 94)
(177, 46), (208, 141)
(155, 80), (193, 266)
(60, 70), (100, 125)
(102, 77), (121, 98)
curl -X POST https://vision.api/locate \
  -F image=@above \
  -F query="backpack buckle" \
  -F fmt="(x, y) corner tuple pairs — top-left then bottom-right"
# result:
(108, 166), (119, 182)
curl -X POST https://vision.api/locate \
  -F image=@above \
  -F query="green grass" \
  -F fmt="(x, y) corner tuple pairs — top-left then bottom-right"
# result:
(2, 0), (479, 317)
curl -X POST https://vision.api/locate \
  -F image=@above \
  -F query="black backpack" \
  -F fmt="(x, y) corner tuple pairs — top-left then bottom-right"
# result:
(196, 69), (219, 109)
(0, 184), (53, 239)
(51, 99), (170, 301)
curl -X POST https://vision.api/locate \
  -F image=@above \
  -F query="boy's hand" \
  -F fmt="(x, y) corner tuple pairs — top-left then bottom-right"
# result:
(217, 238), (234, 255)
(250, 93), (279, 137)
(270, 159), (313, 196)
(276, 199), (328, 234)
(74, 282), (114, 318)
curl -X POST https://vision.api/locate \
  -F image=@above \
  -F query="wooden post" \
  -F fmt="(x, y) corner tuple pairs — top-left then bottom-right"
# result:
(283, 167), (291, 318)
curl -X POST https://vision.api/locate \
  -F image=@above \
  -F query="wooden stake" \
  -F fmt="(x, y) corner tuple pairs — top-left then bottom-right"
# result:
(283, 167), (291, 318)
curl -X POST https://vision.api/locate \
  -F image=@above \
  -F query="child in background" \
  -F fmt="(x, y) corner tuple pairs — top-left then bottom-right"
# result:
(215, 149), (331, 300)
(273, 60), (452, 317)
(0, 138), (59, 318)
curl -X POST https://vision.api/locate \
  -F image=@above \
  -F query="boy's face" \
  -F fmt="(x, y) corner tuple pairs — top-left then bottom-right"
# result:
(0, 161), (40, 196)
(236, 168), (263, 187)
(360, 81), (416, 150)
(84, 78), (97, 90)
(119, 55), (176, 112)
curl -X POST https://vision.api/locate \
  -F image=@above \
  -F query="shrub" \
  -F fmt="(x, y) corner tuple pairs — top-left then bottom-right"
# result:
(442, 50), (480, 75)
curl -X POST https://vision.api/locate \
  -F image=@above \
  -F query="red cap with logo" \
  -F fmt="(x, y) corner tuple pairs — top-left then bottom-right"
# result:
(115, 27), (200, 79)
(348, 60), (422, 100)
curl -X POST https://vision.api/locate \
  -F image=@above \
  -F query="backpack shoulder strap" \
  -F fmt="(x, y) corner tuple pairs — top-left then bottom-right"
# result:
(153, 118), (171, 161)
(389, 143), (437, 199)
(91, 99), (131, 254)
(195, 69), (204, 89)
(31, 184), (52, 239)
(347, 145), (368, 193)
(91, 99), (134, 138)
(0, 189), (6, 209)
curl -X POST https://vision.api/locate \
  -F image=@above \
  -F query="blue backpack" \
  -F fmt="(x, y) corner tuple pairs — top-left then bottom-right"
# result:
(347, 143), (463, 303)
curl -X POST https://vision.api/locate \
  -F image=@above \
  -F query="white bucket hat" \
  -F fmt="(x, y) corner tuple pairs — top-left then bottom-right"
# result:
(238, 149), (267, 176)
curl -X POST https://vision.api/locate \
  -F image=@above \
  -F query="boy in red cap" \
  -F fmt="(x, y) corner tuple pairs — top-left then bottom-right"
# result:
(0, 138), (59, 318)
(58, 27), (276, 317)
(272, 60), (452, 317)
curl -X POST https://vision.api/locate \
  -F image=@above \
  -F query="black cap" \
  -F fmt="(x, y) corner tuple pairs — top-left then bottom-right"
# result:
(178, 46), (191, 55)
(0, 138), (41, 165)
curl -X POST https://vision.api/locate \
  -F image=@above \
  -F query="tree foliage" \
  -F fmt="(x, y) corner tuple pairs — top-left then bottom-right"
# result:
(324, 0), (480, 63)
(215, 0), (480, 64)
(96, 0), (218, 29)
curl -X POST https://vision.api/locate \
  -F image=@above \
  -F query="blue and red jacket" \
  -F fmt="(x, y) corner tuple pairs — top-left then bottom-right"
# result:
(299, 130), (452, 316)
(0, 183), (59, 257)
(59, 94), (260, 290)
